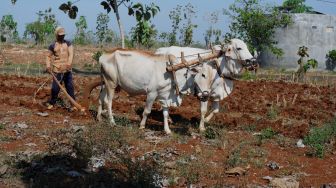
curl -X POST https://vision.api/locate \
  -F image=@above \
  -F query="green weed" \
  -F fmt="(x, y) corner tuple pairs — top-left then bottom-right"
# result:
(304, 119), (336, 158)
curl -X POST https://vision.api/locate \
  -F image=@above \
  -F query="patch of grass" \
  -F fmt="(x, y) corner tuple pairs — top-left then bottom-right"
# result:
(241, 71), (256, 80)
(115, 115), (132, 127)
(304, 119), (336, 158)
(256, 127), (278, 145)
(267, 105), (279, 120)
(176, 155), (201, 184)
(0, 123), (5, 130)
(242, 124), (256, 132)
(203, 127), (217, 139)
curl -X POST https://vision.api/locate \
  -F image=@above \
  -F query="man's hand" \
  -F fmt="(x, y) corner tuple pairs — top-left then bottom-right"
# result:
(46, 67), (52, 73)
(65, 64), (72, 70)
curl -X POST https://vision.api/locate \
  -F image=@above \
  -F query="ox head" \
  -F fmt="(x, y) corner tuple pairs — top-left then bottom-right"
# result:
(191, 63), (217, 101)
(221, 39), (258, 77)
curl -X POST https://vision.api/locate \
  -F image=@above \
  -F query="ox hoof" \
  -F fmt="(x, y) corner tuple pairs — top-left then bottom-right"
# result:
(199, 127), (206, 132)
(139, 125), (145, 130)
(165, 129), (172, 135)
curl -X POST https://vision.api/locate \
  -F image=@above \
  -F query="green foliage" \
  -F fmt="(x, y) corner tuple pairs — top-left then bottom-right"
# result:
(280, 0), (313, 13)
(326, 50), (336, 71)
(128, 3), (160, 48)
(181, 3), (197, 46)
(267, 105), (279, 120)
(204, 11), (221, 46)
(73, 16), (89, 45)
(224, 0), (292, 57)
(95, 13), (115, 46)
(303, 59), (318, 72)
(304, 119), (336, 158)
(92, 51), (103, 62)
(204, 127), (217, 139)
(0, 15), (18, 43)
(0, 123), (5, 130)
(327, 50), (336, 61)
(260, 127), (277, 139)
(59, 1), (78, 19)
(24, 8), (57, 45)
(168, 5), (182, 46)
(241, 71), (256, 80)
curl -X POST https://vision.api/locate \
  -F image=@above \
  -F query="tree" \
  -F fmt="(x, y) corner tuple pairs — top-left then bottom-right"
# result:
(74, 16), (88, 45)
(95, 13), (115, 46)
(204, 11), (222, 47)
(180, 3), (197, 46)
(0, 15), (18, 43)
(280, 0), (313, 13)
(326, 50), (336, 71)
(224, 0), (292, 57)
(100, 0), (132, 48)
(24, 8), (57, 45)
(168, 5), (182, 46)
(128, 2), (159, 48)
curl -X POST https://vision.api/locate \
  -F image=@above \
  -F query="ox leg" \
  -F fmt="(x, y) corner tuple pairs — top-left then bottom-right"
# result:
(105, 82), (117, 126)
(204, 101), (220, 123)
(139, 93), (156, 129)
(199, 101), (208, 132)
(97, 87), (106, 122)
(163, 107), (172, 134)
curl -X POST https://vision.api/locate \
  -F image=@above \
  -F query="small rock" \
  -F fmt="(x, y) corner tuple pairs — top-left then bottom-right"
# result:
(164, 161), (176, 169)
(71, 125), (85, 133)
(15, 123), (28, 129)
(270, 177), (299, 188)
(90, 157), (105, 169)
(36, 112), (49, 117)
(225, 167), (246, 176)
(267, 161), (280, 170)
(296, 139), (305, 148)
(25, 143), (37, 147)
(263, 176), (273, 181)
(195, 145), (202, 154)
(177, 177), (186, 186)
(190, 155), (197, 161)
(0, 165), (8, 176)
(67, 170), (82, 177)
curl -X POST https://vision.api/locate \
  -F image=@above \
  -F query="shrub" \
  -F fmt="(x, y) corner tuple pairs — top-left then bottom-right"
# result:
(304, 119), (336, 158)
(326, 49), (336, 71)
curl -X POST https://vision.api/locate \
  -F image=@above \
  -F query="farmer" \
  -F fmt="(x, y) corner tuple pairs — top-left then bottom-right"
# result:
(45, 26), (76, 111)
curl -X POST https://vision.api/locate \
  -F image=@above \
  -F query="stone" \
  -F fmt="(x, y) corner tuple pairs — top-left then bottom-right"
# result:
(267, 161), (280, 170)
(270, 177), (299, 188)
(15, 123), (28, 129)
(296, 139), (305, 148)
(0, 165), (8, 176)
(36, 112), (49, 117)
(225, 167), (246, 176)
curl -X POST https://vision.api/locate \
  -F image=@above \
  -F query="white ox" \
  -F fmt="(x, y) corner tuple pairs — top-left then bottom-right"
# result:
(98, 49), (196, 134)
(155, 39), (255, 131)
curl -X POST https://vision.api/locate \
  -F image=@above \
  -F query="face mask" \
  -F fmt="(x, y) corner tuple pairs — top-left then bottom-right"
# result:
(57, 35), (65, 42)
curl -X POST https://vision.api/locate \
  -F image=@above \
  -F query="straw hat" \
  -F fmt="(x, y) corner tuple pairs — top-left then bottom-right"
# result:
(55, 26), (66, 36)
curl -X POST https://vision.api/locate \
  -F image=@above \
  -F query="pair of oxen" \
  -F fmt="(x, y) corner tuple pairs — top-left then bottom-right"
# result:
(96, 39), (257, 134)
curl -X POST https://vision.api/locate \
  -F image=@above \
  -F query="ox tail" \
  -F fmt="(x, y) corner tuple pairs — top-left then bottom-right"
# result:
(82, 77), (103, 110)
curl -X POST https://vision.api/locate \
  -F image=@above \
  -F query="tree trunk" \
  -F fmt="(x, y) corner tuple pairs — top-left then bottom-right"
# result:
(113, 0), (125, 49)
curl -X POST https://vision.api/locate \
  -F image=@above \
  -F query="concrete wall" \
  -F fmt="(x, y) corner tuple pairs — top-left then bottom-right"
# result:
(260, 14), (336, 70)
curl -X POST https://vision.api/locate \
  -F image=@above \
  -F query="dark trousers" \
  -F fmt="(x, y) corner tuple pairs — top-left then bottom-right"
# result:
(49, 71), (75, 105)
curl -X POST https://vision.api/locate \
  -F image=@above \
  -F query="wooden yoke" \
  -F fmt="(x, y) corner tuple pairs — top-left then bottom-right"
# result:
(168, 54), (180, 96)
(166, 50), (223, 72)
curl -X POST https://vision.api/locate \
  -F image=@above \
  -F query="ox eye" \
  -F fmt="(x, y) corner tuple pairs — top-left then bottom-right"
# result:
(201, 73), (206, 78)
(237, 47), (242, 50)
